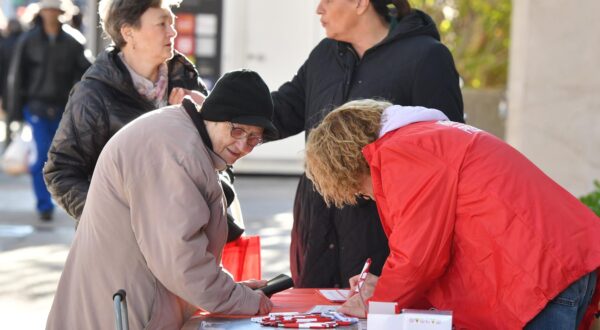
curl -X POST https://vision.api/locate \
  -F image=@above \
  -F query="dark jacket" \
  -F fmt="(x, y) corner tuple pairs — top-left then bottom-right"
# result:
(272, 10), (464, 288)
(0, 31), (22, 112)
(6, 24), (90, 121)
(43, 47), (207, 221)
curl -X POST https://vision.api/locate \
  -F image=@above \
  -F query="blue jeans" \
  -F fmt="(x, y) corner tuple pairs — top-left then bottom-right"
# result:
(525, 271), (597, 330)
(23, 107), (62, 213)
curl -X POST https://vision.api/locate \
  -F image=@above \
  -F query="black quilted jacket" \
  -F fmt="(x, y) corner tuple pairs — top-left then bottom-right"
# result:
(43, 47), (207, 222)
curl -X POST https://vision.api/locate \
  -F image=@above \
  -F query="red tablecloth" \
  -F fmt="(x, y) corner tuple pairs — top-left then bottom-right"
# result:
(193, 288), (341, 319)
(271, 288), (340, 313)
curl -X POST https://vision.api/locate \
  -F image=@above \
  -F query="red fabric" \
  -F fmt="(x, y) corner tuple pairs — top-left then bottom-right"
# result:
(271, 289), (340, 313)
(221, 236), (261, 281)
(193, 288), (341, 318)
(362, 121), (600, 329)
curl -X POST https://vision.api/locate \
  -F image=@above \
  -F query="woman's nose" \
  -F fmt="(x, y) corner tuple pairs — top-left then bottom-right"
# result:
(236, 139), (254, 155)
(168, 24), (177, 38)
(316, 1), (324, 15)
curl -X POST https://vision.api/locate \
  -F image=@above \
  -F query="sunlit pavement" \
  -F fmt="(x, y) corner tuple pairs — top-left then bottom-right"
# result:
(0, 171), (298, 329)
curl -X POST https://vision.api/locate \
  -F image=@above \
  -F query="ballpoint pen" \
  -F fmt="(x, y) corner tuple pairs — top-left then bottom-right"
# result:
(354, 258), (372, 293)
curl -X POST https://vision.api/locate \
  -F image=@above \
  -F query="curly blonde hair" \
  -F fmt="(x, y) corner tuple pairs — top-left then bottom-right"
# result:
(306, 99), (391, 208)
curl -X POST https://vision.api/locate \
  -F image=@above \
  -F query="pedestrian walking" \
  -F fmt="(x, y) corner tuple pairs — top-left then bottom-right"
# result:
(6, 0), (90, 220)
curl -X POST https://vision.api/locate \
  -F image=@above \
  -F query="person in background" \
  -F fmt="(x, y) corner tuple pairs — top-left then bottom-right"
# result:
(271, 0), (464, 289)
(6, 0), (90, 221)
(305, 99), (600, 329)
(43, 0), (206, 226)
(0, 18), (23, 141)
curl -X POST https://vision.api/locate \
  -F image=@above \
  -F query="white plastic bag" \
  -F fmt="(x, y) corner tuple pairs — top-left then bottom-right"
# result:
(1, 126), (35, 176)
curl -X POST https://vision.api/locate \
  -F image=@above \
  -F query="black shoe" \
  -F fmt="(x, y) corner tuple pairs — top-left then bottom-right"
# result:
(39, 211), (53, 221)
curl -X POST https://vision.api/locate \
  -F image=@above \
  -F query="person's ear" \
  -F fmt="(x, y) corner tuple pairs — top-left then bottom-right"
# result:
(356, 0), (370, 15)
(120, 25), (134, 43)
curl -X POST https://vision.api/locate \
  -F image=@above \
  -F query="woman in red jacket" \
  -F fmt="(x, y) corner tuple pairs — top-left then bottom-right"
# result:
(305, 99), (600, 329)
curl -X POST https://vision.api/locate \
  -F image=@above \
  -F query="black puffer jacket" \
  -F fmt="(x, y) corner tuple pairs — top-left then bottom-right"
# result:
(5, 24), (90, 121)
(43, 47), (206, 221)
(272, 10), (464, 288)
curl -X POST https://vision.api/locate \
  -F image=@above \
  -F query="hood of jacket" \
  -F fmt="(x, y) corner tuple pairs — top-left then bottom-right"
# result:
(387, 9), (440, 42)
(82, 47), (133, 91)
(379, 104), (449, 137)
(81, 47), (205, 105)
(336, 9), (440, 55)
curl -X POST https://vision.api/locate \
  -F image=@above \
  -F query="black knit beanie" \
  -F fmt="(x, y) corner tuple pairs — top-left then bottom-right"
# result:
(201, 69), (279, 140)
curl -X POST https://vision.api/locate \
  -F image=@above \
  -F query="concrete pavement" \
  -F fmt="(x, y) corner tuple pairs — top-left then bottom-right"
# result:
(0, 171), (299, 329)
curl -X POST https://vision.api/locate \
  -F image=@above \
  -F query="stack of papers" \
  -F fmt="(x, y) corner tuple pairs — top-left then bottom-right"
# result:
(318, 289), (350, 302)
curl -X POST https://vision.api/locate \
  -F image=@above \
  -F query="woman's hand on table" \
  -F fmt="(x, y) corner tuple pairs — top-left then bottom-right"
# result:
(338, 294), (367, 318)
(256, 290), (273, 315)
(238, 279), (273, 314)
(168, 88), (206, 105)
(339, 272), (379, 318)
(348, 272), (378, 299)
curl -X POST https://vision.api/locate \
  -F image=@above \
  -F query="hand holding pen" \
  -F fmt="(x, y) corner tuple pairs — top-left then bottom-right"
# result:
(339, 258), (380, 318)
(354, 258), (371, 294)
(348, 258), (378, 298)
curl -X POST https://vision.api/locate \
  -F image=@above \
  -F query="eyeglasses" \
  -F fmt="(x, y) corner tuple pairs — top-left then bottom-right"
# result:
(230, 123), (264, 147)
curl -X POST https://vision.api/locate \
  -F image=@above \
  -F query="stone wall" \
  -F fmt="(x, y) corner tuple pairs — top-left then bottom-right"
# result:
(463, 88), (506, 140)
(506, 0), (600, 197)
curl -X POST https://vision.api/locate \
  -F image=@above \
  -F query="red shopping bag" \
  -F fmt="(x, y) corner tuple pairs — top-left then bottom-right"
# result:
(222, 235), (262, 281)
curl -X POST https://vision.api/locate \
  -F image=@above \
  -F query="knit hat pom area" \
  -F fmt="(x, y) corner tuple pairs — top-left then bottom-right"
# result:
(201, 69), (279, 140)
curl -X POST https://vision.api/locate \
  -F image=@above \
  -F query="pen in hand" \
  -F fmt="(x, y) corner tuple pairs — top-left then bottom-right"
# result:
(354, 258), (372, 293)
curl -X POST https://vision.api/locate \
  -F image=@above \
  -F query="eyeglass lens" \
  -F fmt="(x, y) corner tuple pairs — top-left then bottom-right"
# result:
(230, 124), (263, 146)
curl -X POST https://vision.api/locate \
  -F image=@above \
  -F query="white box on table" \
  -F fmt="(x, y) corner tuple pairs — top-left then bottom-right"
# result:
(367, 302), (452, 330)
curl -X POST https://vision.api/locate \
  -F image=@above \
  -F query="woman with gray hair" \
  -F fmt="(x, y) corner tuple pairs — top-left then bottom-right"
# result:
(43, 0), (206, 225)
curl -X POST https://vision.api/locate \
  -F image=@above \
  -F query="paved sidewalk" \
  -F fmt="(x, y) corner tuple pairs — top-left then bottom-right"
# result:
(0, 172), (298, 329)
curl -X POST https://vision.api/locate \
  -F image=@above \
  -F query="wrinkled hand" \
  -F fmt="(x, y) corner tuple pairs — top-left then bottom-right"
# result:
(255, 290), (273, 315)
(168, 88), (206, 105)
(239, 279), (268, 289)
(347, 272), (378, 300)
(338, 293), (367, 318)
(238, 280), (272, 314)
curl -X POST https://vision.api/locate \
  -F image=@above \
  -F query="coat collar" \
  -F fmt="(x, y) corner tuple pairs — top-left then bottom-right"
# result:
(181, 99), (227, 172)
(208, 148), (227, 172)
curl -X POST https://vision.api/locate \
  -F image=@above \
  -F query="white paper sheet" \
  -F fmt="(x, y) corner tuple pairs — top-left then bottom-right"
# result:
(318, 289), (350, 302)
(306, 305), (340, 314)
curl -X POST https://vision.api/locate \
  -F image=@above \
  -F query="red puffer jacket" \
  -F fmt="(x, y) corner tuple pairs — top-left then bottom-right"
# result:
(363, 121), (600, 329)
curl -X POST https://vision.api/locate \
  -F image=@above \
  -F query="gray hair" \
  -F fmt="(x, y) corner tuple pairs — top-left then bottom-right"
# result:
(98, 0), (181, 48)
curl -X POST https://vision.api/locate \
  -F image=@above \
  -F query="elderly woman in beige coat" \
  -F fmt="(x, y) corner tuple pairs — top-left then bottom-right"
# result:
(46, 70), (278, 329)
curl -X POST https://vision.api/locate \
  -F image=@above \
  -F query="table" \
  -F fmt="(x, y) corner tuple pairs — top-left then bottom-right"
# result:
(181, 289), (364, 329)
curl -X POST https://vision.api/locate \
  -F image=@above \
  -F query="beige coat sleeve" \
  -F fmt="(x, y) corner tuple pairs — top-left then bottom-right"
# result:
(125, 153), (261, 314)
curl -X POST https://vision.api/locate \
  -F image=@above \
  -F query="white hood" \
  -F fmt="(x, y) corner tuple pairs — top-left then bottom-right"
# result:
(379, 105), (449, 137)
